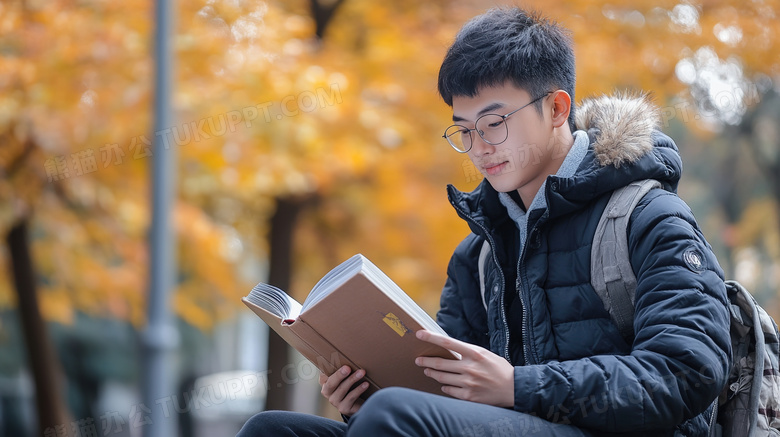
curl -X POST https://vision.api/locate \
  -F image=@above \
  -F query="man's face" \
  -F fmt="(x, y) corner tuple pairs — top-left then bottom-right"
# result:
(451, 82), (556, 193)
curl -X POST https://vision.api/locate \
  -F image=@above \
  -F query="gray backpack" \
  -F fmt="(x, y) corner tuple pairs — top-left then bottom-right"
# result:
(479, 179), (780, 436)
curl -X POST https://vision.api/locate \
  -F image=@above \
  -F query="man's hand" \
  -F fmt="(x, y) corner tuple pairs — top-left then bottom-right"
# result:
(415, 330), (515, 408)
(318, 365), (369, 416)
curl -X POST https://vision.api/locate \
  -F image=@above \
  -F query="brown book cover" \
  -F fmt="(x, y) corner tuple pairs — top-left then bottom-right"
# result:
(242, 254), (458, 399)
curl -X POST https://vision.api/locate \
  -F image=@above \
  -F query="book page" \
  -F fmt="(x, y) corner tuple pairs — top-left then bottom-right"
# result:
(302, 254), (364, 311)
(244, 283), (302, 320)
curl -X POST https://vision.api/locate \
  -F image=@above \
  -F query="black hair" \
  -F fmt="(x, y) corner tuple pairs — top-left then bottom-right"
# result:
(438, 7), (576, 132)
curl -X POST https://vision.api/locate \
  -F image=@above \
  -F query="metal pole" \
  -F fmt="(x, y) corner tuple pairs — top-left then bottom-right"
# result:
(143, 0), (179, 436)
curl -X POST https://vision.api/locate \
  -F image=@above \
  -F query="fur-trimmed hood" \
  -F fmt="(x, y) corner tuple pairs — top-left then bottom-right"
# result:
(574, 91), (662, 168)
(447, 91), (683, 227)
(562, 91), (682, 196)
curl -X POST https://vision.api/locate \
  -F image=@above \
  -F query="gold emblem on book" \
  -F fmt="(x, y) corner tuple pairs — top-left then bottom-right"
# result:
(383, 312), (412, 337)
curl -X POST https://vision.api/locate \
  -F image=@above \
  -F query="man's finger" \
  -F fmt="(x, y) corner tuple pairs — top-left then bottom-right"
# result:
(345, 397), (365, 416)
(415, 356), (463, 373)
(415, 330), (473, 356)
(422, 367), (464, 387)
(323, 365), (351, 396)
(330, 368), (365, 404)
(340, 381), (369, 413)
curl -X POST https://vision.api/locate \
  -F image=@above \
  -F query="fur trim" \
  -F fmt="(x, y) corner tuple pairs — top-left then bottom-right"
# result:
(574, 91), (661, 168)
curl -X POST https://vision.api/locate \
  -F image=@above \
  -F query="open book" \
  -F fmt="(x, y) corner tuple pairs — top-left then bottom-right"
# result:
(242, 254), (458, 399)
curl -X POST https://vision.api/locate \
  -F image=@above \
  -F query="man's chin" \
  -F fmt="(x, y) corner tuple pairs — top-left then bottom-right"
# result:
(485, 177), (523, 193)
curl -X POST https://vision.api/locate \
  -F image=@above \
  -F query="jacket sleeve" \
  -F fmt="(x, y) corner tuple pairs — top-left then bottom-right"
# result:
(436, 234), (490, 349)
(511, 190), (732, 432)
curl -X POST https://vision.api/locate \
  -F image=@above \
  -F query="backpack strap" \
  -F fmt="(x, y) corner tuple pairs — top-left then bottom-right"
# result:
(590, 179), (663, 341)
(478, 239), (491, 312)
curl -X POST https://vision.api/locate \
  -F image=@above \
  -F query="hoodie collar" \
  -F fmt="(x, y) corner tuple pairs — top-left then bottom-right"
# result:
(447, 92), (683, 235)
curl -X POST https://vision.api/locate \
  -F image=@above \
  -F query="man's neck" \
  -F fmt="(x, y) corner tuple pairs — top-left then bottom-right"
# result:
(517, 129), (575, 209)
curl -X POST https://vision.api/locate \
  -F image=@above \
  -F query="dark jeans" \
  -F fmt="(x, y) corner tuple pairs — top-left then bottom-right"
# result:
(237, 387), (591, 436)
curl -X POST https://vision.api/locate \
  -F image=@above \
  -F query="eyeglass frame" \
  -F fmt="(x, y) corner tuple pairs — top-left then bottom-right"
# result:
(442, 91), (553, 153)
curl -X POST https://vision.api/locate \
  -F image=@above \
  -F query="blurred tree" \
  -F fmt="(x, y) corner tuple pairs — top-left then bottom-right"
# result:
(0, 0), (253, 430)
(1, 0), (72, 430)
(263, 0), (348, 411)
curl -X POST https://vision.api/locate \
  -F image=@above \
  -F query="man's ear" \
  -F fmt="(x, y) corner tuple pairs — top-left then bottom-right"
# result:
(550, 90), (571, 129)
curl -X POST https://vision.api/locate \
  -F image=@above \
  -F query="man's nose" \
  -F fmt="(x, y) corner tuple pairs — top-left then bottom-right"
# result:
(470, 131), (495, 156)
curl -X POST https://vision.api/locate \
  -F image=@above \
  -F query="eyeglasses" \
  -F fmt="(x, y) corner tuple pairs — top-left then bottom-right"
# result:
(442, 91), (552, 153)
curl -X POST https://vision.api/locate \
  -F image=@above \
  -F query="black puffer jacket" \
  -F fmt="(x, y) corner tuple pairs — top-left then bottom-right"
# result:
(437, 94), (732, 436)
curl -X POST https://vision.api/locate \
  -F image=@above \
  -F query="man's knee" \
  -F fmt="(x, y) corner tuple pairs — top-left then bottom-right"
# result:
(239, 410), (347, 437)
(237, 410), (297, 437)
(348, 387), (429, 434)
(363, 387), (424, 413)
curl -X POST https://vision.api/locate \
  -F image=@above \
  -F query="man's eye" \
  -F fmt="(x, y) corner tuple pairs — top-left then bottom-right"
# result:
(488, 120), (504, 128)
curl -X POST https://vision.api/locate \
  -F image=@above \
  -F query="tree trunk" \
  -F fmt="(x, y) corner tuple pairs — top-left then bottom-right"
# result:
(263, 0), (344, 412)
(6, 220), (70, 434)
(740, 89), (780, 264)
(713, 126), (742, 278)
(264, 195), (311, 411)
(309, 0), (346, 39)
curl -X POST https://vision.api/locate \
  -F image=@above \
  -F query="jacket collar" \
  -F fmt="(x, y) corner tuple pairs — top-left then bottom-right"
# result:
(447, 92), (683, 235)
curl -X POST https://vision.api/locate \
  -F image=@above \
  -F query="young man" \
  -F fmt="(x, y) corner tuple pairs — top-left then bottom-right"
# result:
(238, 7), (732, 436)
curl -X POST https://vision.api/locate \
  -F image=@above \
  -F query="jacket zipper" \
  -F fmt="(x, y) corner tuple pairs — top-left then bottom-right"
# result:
(517, 236), (530, 365)
(517, 210), (549, 365)
(449, 200), (511, 361)
(707, 399), (718, 436)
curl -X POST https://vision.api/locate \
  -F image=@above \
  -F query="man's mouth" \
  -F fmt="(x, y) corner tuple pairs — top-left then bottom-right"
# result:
(484, 161), (509, 176)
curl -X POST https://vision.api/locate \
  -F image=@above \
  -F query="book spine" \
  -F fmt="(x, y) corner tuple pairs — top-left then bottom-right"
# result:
(291, 317), (381, 396)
